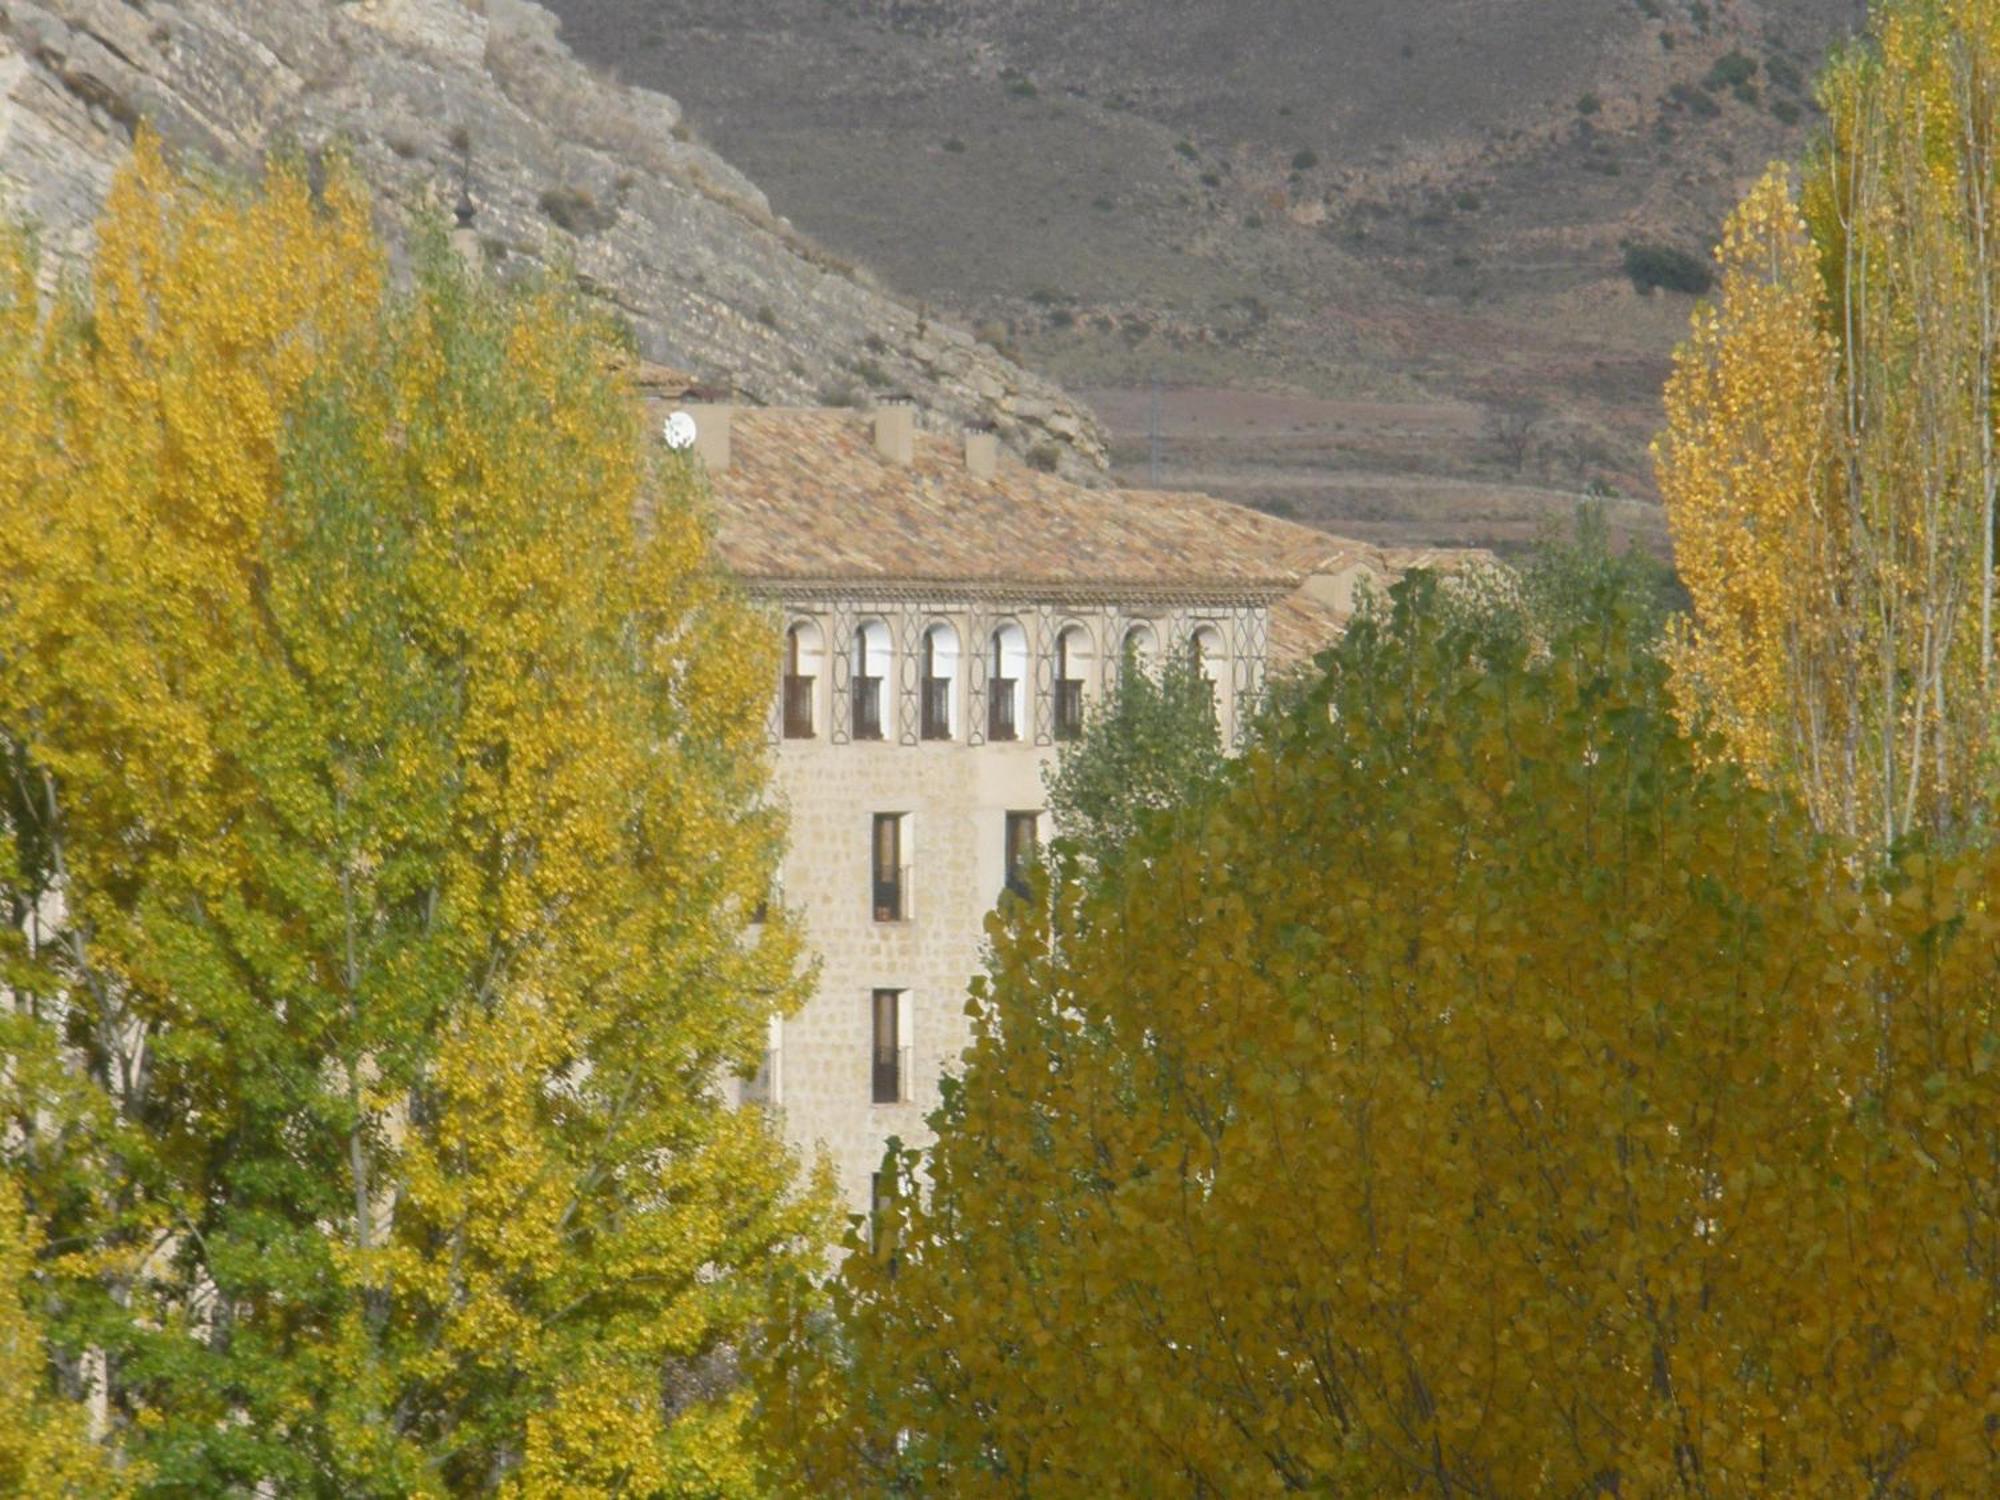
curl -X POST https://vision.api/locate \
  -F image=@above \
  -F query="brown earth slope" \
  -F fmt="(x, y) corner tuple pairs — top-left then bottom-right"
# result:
(548, 0), (1868, 552)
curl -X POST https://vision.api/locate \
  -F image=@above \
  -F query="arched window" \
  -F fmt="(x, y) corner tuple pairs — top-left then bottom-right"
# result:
(988, 622), (1027, 742)
(1189, 625), (1226, 681)
(783, 620), (823, 739)
(1054, 623), (1095, 741)
(1121, 622), (1160, 682)
(852, 620), (890, 741)
(1189, 623), (1227, 724)
(920, 622), (961, 740)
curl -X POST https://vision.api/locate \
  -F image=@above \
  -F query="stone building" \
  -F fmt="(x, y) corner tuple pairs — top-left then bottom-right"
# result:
(673, 394), (1433, 1210)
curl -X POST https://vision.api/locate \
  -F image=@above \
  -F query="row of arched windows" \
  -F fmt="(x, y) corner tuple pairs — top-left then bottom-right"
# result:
(782, 618), (1228, 743)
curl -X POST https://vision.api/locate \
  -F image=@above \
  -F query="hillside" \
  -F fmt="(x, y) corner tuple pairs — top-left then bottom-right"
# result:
(548, 0), (1868, 551)
(0, 0), (1106, 475)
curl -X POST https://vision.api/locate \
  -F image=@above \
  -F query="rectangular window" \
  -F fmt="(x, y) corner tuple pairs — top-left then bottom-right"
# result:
(1004, 811), (1040, 899)
(871, 988), (910, 1104)
(872, 814), (906, 922)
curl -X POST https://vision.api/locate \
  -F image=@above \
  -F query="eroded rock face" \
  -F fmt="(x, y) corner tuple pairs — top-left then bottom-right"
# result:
(0, 0), (1107, 474)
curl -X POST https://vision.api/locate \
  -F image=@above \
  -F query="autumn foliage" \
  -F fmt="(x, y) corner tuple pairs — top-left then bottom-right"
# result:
(1660, 0), (2000, 851)
(14, 2), (2000, 1491)
(0, 135), (821, 1492)
(763, 579), (2000, 1495)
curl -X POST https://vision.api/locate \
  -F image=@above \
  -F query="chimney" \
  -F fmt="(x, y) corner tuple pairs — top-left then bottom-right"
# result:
(964, 430), (999, 480)
(687, 403), (733, 473)
(872, 402), (915, 466)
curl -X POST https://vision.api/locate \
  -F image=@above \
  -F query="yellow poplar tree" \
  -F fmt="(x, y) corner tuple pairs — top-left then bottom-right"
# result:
(2, 136), (825, 1492)
(761, 578), (2000, 1494)
(1, 131), (387, 1485)
(0, 1174), (124, 1497)
(1659, 0), (2000, 849)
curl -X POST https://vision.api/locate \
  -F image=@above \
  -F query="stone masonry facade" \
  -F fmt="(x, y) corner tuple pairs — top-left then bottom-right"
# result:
(750, 594), (1268, 1211)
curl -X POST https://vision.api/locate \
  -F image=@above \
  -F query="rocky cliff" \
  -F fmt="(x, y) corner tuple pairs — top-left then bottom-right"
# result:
(0, 0), (1107, 472)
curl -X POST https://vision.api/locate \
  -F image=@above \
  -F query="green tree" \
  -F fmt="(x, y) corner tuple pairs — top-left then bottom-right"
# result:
(1516, 500), (1682, 646)
(2, 135), (824, 1494)
(0, 1174), (125, 1496)
(762, 576), (2000, 1494)
(1041, 653), (1227, 864)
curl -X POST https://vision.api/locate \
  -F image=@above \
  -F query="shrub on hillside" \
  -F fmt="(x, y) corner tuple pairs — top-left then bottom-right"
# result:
(537, 183), (617, 235)
(1624, 241), (1714, 295)
(1670, 80), (1721, 117)
(1706, 50), (1757, 90)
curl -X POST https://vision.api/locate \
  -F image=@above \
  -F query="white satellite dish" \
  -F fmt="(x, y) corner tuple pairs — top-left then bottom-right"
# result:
(663, 410), (699, 451)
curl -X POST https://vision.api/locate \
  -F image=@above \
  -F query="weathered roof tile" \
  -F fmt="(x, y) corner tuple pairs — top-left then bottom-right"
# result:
(701, 409), (1342, 593)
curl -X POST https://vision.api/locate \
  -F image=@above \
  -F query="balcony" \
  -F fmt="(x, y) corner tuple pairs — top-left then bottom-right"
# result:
(783, 674), (816, 738)
(851, 675), (884, 741)
(987, 678), (1018, 742)
(1054, 680), (1084, 741)
(872, 1044), (912, 1105)
(920, 677), (953, 740)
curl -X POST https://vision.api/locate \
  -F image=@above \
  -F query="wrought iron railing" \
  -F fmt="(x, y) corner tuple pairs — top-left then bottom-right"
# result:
(921, 677), (953, 740)
(1054, 680), (1084, 741)
(783, 674), (816, 738)
(852, 675), (884, 740)
(987, 678), (1018, 742)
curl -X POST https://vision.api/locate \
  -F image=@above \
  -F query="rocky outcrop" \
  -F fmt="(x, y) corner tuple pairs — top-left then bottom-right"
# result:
(0, 0), (1107, 474)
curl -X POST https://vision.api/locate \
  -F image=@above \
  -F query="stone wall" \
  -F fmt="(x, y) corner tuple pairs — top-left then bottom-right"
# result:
(759, 594), (1268, 1208)
(768, 732), (1046, 1211)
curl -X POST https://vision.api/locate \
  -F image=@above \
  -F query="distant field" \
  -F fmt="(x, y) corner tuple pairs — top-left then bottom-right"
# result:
(1082, 385), (1668, 555)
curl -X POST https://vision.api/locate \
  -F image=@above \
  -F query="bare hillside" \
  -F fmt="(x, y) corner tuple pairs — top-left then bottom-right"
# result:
(549, 0), (1867, 551)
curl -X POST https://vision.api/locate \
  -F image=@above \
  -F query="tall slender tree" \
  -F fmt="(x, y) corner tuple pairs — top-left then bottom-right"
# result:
(1660, 0), (2000, 849)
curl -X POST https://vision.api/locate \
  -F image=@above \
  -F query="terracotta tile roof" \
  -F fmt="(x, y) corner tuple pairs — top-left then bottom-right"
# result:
(680, 404), (1496, 666)
(1269, 590), (1352, 668)
(698, 408), (1335, 595)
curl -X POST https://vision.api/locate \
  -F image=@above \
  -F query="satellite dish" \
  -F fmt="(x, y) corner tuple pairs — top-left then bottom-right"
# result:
(663, 410), (699, 451)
